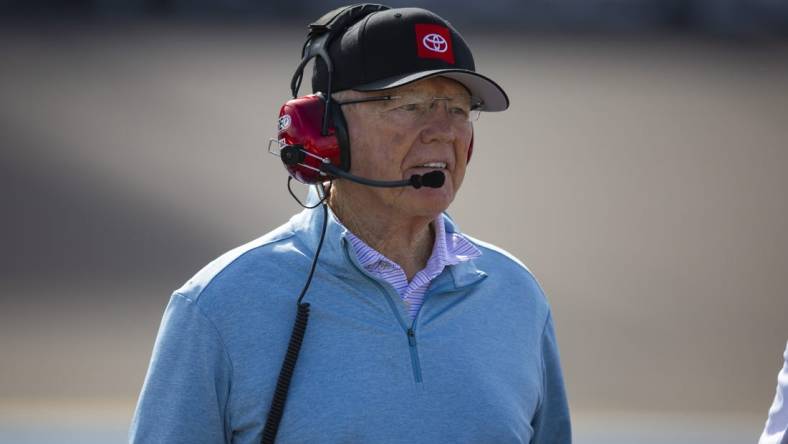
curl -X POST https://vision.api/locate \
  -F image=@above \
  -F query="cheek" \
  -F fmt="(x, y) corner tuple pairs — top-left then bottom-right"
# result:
(453, 132), (472, 186)
(454, 162), (467, 190)
(345, 115), (379, 172)
(366, 128), (411, 169)
(345, 111), (408, 172)
(389, 131), (408, 148)
(457, 130), (473, 165)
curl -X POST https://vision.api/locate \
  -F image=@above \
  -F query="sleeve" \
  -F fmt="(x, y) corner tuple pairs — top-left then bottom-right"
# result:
(759, 341), (788, 444)
(129, 292), (233, 444)
(531, 310), (572, 444)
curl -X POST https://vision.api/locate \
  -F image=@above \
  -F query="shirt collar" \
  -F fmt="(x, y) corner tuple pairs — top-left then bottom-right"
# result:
(291, 187), (486, 288)
(342, 213), (481, 274)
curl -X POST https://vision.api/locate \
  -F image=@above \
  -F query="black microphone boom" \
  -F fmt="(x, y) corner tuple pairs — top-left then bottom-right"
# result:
(320, 162), (444, 189)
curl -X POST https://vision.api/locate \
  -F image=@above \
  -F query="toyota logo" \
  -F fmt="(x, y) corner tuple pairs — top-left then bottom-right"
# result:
(422, 33), (448, 53)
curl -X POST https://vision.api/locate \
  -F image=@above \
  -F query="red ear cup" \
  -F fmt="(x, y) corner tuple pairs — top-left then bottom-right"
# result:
(466, 131), (474, 163)
(278, 94), (346, 184)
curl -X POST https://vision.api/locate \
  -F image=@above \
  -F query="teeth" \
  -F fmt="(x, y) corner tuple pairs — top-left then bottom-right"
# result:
(419, 162), (446, 168)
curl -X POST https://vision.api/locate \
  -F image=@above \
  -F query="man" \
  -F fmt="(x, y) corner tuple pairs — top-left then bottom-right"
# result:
(130, 5), (571, 443)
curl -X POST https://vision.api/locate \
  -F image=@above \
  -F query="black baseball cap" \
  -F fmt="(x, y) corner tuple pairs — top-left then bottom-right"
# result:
(311, 7), (509, 112)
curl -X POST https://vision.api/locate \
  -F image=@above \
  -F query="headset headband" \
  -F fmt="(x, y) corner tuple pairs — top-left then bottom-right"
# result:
(289, 4), (390, 135)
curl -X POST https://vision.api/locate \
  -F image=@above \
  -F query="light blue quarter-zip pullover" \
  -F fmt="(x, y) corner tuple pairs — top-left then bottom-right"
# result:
(130, 205), (571, 443)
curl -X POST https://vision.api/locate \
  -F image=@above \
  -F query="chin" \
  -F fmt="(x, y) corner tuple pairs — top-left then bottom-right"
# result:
(407, 188), (454, 217)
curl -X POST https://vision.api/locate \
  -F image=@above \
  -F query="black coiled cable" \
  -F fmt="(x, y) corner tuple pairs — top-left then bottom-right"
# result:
(261, 303), (310, 444)
(261, 199), (329, 444)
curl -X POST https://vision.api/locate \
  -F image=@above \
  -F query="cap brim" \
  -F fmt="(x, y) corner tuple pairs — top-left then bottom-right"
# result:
(352, 69), (509, 112)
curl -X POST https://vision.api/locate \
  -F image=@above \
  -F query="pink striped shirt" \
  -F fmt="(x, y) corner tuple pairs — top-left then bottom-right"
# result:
(344, 216), (481, 319)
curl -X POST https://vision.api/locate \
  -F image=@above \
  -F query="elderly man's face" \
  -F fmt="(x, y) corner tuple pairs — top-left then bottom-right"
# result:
(336, 76), (474, 220)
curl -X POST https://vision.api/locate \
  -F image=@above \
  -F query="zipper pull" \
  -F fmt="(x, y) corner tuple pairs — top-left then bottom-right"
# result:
(407, 328), (416, 346)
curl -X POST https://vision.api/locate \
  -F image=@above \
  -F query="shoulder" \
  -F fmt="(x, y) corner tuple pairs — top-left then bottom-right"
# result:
(172, 219), (302, 310)
(443, 213), (544, 294)
(468, 234), (541, 282)
(462, 232), (551, 314)
(443, 214), (534, 275)
(467, 235), (534, 273)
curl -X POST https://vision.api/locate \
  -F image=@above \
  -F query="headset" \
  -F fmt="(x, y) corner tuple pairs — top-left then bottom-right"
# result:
(271, 3), (388, 186)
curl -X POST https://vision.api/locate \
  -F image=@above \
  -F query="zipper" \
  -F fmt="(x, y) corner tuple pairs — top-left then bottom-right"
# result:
(344, 245), (424, 384)
(372, 277), (425, 385)
(406, 327), (423, 383)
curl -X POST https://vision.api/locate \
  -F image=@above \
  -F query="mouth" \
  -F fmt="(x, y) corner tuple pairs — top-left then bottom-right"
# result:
(415, 162), (447, 169)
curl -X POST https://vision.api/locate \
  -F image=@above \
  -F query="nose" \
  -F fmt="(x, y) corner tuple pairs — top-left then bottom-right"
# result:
(420, 101), (456, 144)
(427, 99), (454, 120)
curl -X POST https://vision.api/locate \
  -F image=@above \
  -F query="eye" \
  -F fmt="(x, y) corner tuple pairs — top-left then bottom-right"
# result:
(449, 106), (470, 117)
(391, 99), (427, 114)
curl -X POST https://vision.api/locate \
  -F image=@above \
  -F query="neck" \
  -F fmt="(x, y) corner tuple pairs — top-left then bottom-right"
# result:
(329, 191), (435, 281)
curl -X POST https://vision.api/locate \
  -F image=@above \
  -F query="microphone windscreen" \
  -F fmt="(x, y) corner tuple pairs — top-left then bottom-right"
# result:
(421, 171), (445, 188)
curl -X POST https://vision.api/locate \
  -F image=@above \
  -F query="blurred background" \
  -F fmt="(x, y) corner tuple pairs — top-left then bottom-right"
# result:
(1, 1), (787, 443)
